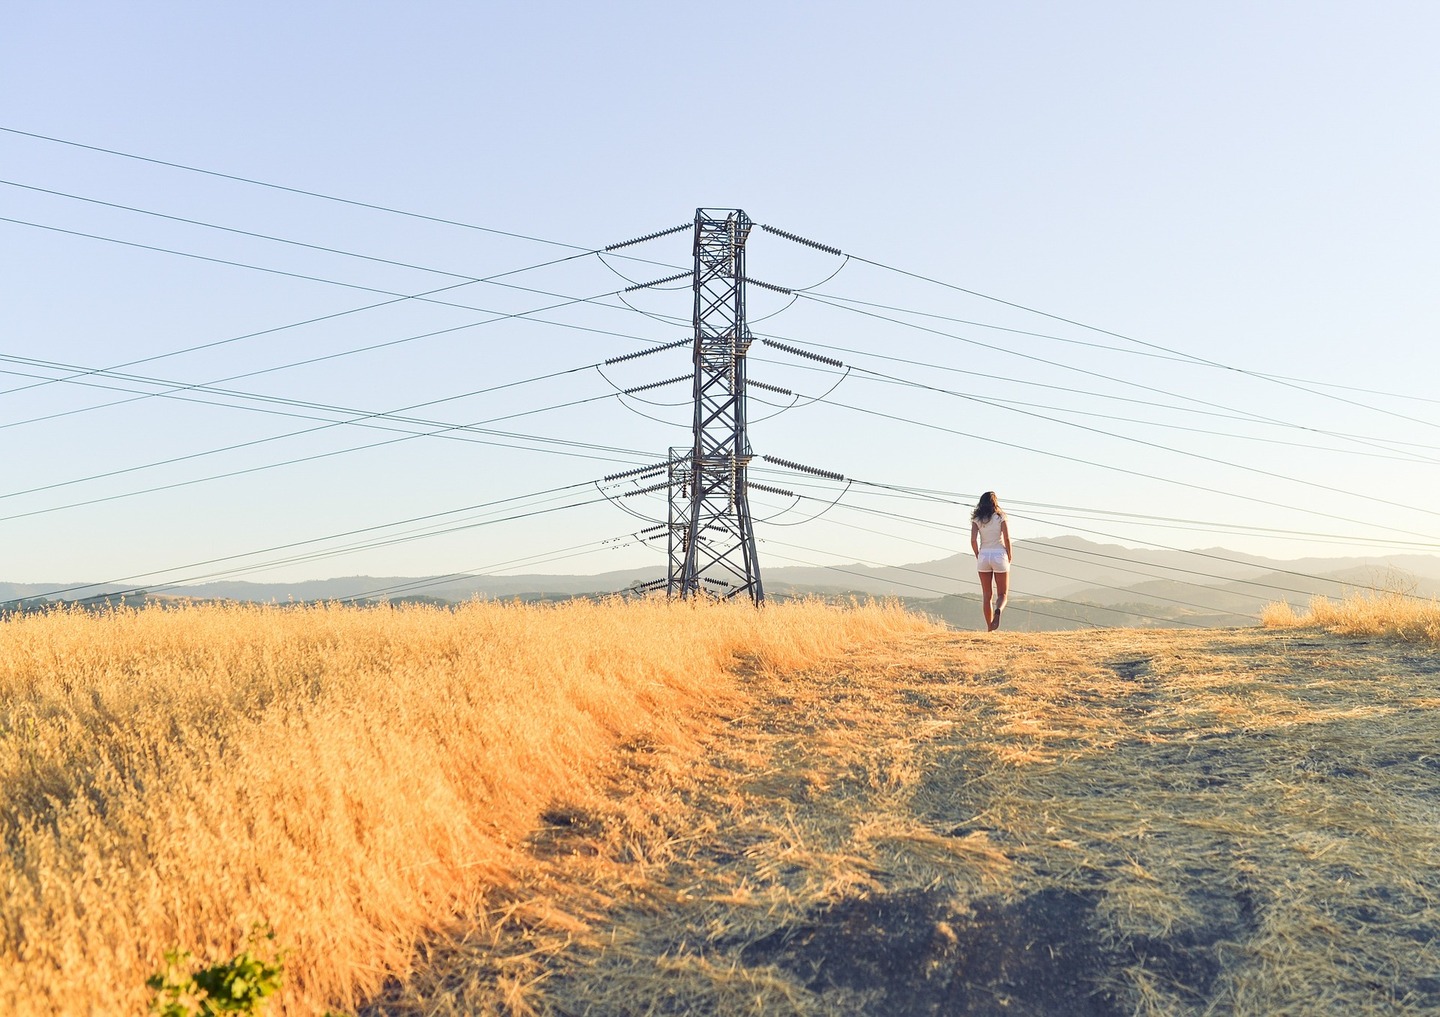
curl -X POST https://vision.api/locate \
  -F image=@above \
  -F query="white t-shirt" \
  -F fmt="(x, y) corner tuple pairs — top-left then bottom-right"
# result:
(975, 513), (1006, 552)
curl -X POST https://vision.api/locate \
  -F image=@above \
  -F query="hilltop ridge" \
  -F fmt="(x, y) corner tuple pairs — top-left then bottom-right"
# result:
(5, 538), (1438, 629)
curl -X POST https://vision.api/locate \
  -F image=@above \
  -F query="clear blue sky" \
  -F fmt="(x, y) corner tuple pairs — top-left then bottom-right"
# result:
(3, 1), (1438, 592)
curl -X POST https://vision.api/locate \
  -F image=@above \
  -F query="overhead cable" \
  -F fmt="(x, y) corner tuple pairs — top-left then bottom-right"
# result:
(843, 249), (1440, 434)
(10, 478), (602, 604)
(837, 361), (1440, 516)
(813, 394), (1440, 542)
(0, 125), (595, 253)
(790, 290), (1430, 464)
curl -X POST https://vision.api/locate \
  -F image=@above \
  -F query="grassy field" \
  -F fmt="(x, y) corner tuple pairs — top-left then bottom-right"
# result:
(2, 593), (1438, 1015)
(0, 598), (932, 1015)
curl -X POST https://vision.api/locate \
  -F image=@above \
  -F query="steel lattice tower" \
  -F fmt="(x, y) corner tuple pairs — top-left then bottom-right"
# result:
(664, 446), (690, 596)
(676, 209), (763, 603)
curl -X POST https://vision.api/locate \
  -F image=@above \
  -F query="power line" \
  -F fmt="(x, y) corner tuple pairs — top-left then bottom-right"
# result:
(1, 279), (466, 400)
(26, 468), (702, 609)
(746, 353), (1440, 548)
(0, 125), (596, 253)
(803, 287), (1440, 412)
(839, 361), (1435, 466)
(0, 345), (653, 501)
(0, 340), (685, 468)
(756, 330), (1440, 461)
(794, 392), (1440, 543)
(0, 382), (653, 523)
(751, 347), (1440, 575)
(1, 177), (491, 281)
(755, 450), (1436, 606)
(7, 479), (604, 603)
(0, 195), (704, 437)
(1013, 506), (1438, 599)
(758, 471), (1440, 552)
(0, 229), (696, 528)
(179, 493), (620, 593)
(0, 350), (599, 432)
(1002, 501), (1440, 551)
(0, 256), (624, 407)
(746, 473), (1381, 606)
(757, 221), (1439, 425)
(835, 361), (1440, 521)
(758, 538), (1210, 629)
(633, 276), (1440, 463)
(2, 312), (684, 437)
(833, 475), (1436, 598)
(0, 214), (663, 327)
(335, 535), (651, 604)
(754, 493), (1257, 615)
(790, 290), (1432, 465)
(840, 250), (1440, 434)
(808, 495), (1343, 607)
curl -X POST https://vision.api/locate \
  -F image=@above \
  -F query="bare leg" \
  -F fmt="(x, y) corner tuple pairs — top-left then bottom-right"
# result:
(979, 571), (995, 630)
(991, 572), (1010, 630)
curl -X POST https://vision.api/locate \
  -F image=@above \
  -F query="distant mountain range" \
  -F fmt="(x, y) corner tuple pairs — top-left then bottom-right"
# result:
(6, 537), (1438, 631)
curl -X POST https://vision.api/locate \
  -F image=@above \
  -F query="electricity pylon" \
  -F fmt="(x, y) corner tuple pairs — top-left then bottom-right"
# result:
(665, 446), (689, 595)
(676, 208), (763, 603)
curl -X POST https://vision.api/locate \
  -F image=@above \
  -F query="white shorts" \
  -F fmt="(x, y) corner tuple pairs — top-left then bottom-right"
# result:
(977, 549), (1010, 574)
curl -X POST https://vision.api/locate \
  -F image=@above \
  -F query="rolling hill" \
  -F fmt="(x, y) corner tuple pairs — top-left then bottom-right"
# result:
(5, 537), (1438, 629)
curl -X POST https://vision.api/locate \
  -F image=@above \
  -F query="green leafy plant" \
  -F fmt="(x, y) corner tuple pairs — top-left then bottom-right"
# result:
(147, 924), (285, 1016)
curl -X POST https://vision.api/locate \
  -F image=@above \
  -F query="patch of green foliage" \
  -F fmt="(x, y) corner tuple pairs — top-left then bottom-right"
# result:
(147, 925), (285, 1016)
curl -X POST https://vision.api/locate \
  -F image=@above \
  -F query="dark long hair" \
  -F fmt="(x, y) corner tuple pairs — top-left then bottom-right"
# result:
(971, 491), (1003, 523)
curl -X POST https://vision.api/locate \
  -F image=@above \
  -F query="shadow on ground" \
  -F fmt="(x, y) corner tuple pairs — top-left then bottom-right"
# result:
(741, 884), (1253, 1017)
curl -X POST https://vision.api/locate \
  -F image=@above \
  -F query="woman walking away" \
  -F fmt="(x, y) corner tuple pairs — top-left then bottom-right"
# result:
(970, 491), (1013, 631)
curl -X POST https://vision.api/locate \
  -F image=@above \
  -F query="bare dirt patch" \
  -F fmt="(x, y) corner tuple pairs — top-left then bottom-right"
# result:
(743, 887), (1126, 1016)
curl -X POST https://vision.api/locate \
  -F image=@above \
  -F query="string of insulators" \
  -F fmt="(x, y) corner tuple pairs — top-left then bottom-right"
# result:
(604, 223), (691, 251)
(762, 455), (846, 482)
(630, 578), (667, 593)
(738, 275), (792, 295)
(622, 481), (670, 497)
(623, 374), (689, 396)
(758, 223), (842, 256)
(749, 482), (796, 498)
(747, 379), (794, 396)
(604, 338), (689, 365)
(759, 338), (843, 368)
(624, 270), (693, 292)
(638, 524), (668, 536)
(703, 576), (734, 587)
(603, 460), (670, 482)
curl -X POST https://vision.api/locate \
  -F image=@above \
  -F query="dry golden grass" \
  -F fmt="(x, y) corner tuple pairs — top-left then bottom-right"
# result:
(7, 594), (1439, 1015)
(1263, 592), (1440, 643)
(368, 610), (1440, 1015)
(0, 597), (933, 1016)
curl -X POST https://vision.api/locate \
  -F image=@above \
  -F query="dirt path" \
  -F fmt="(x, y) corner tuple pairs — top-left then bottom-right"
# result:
(364, 627), (1440, 1016)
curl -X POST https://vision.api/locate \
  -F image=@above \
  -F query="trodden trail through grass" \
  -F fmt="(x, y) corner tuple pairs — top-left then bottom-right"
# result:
(368, 621), (1440, 1016)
